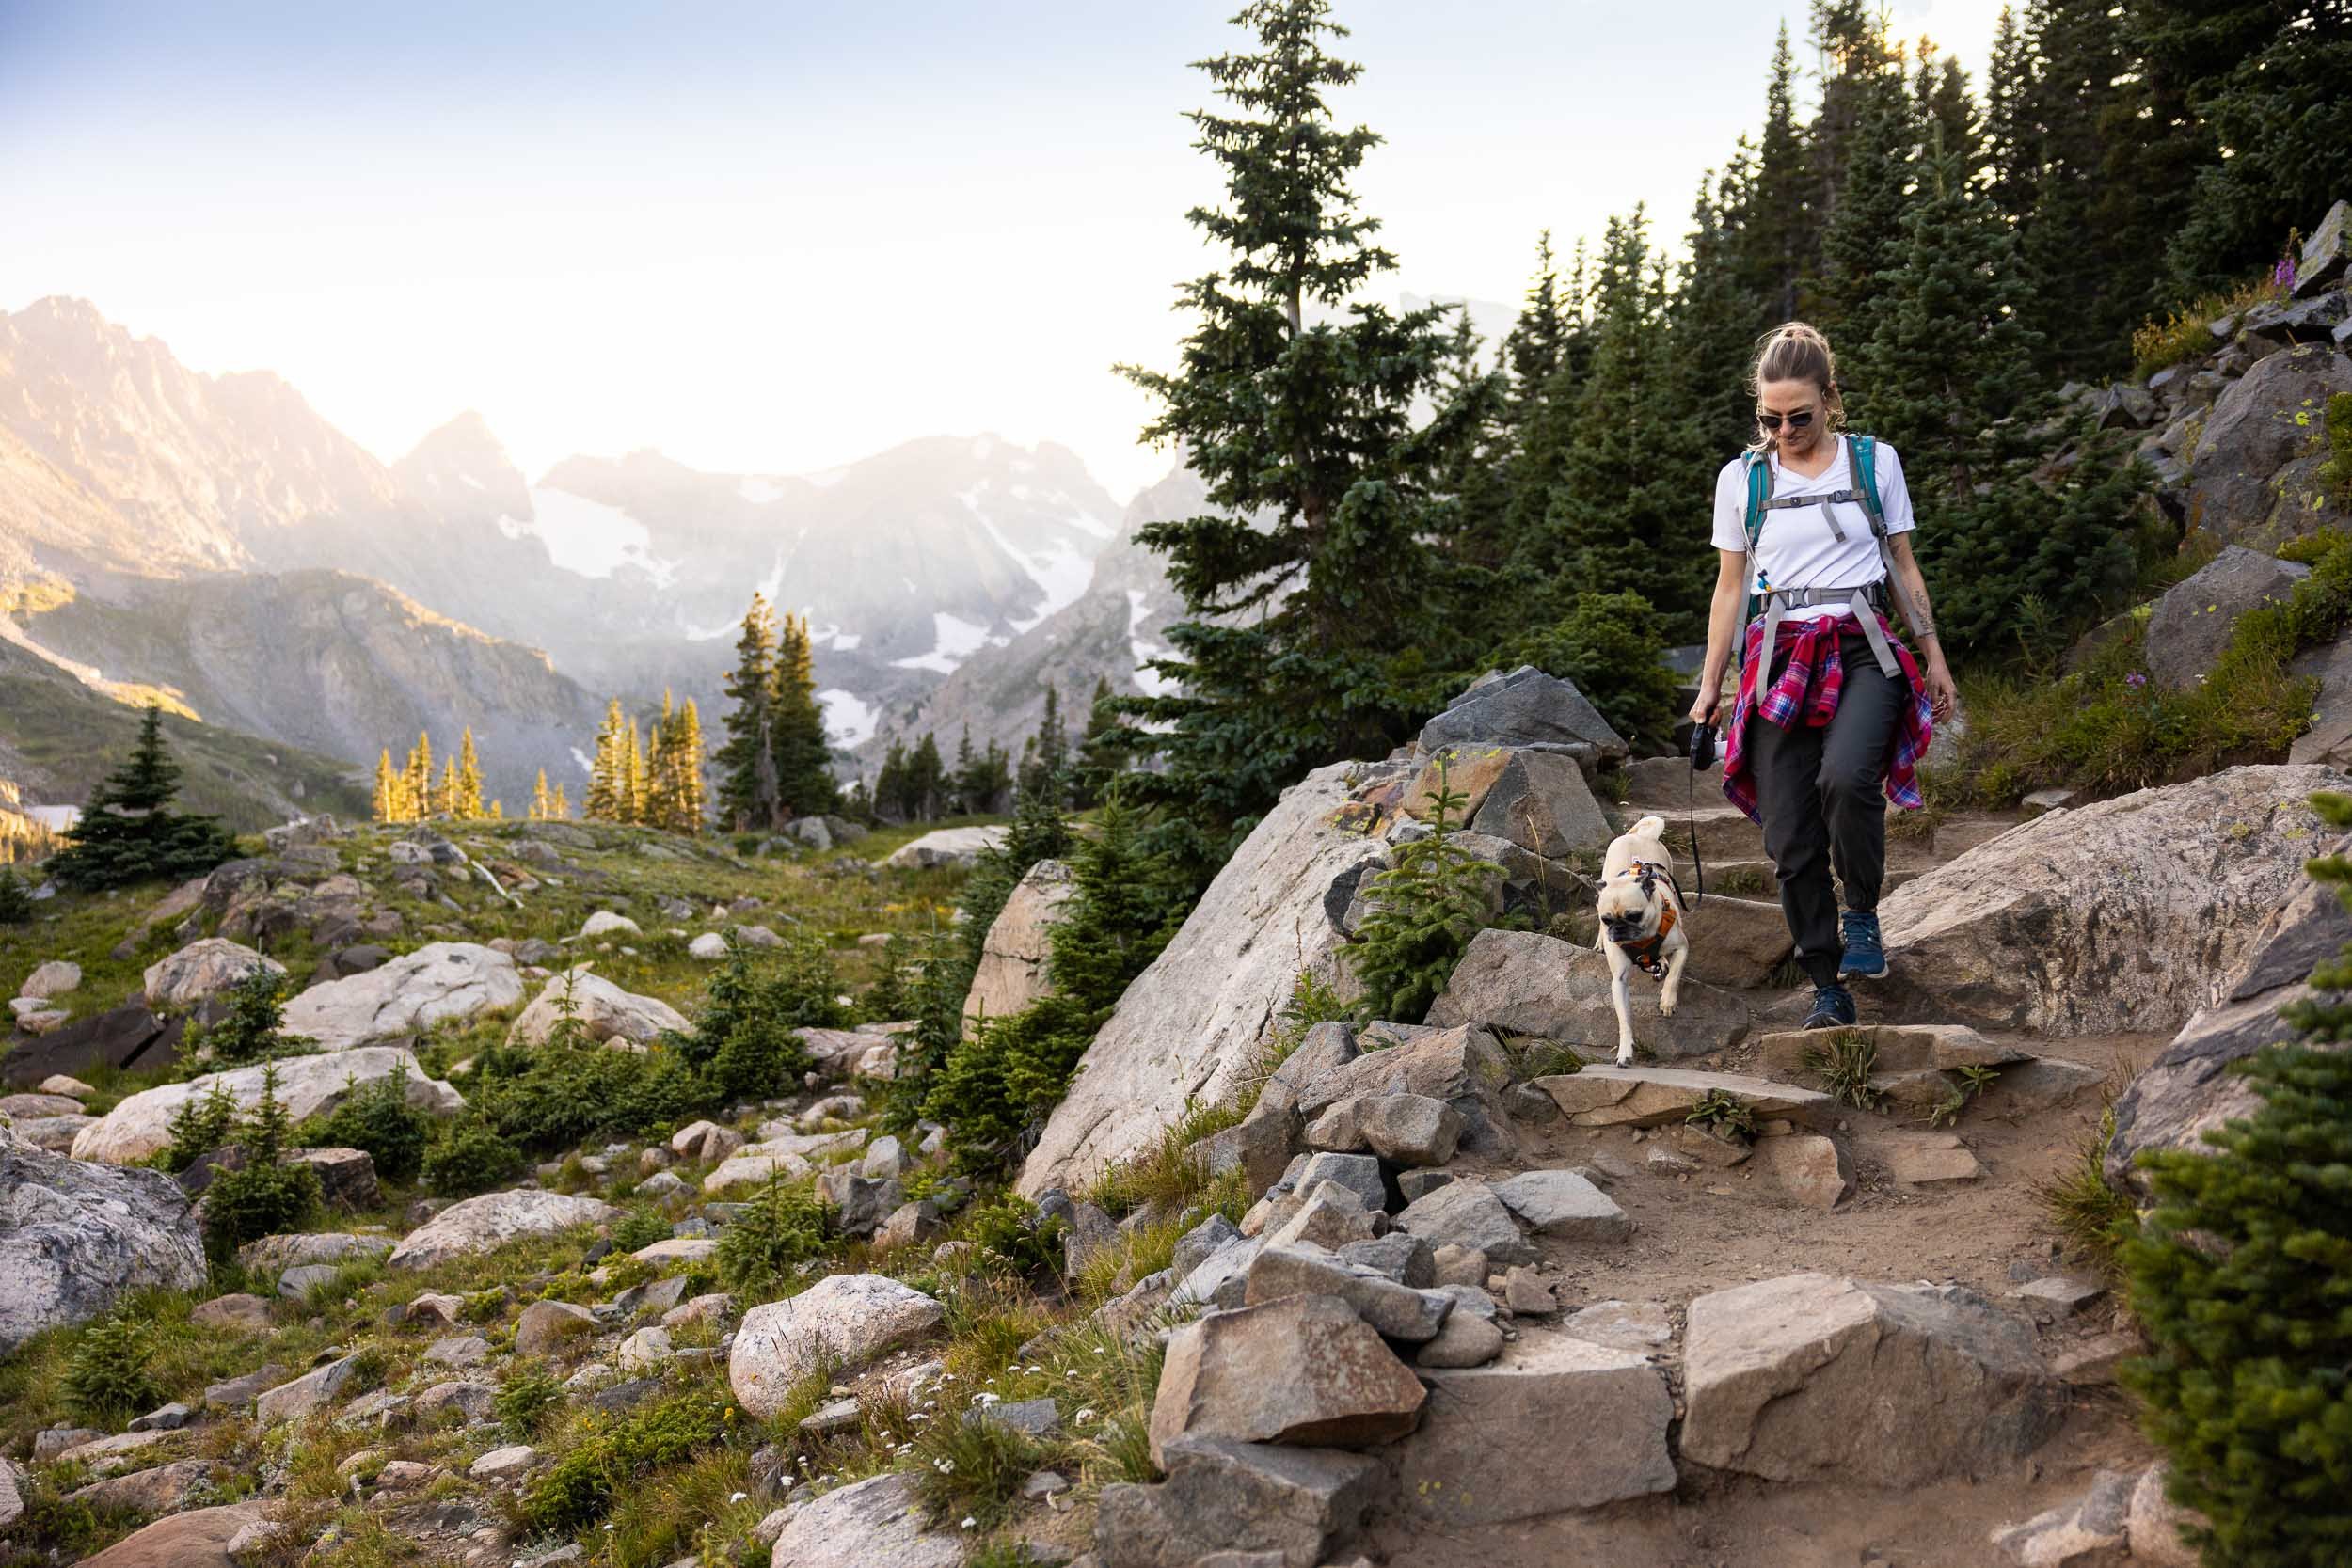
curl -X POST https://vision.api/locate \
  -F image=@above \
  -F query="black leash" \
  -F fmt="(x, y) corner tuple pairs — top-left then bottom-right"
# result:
(1686, 720), (1717, 910)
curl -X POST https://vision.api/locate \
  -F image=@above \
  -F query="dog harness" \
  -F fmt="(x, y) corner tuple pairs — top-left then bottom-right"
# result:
(1609, 862), (1680, 982)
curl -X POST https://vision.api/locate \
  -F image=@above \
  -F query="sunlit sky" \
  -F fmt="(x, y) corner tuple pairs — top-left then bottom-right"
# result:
(0, 0), (2011, 501)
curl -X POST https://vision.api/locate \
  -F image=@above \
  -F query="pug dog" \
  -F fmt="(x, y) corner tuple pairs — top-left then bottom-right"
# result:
(1595, 815), (1689, 1066)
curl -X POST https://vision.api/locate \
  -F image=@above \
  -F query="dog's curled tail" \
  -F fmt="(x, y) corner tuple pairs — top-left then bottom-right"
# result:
(1629, 813), (1668, 841)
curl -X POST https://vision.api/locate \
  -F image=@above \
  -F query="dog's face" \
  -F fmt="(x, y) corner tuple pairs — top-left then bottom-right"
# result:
(1597, 875), (1660, 945)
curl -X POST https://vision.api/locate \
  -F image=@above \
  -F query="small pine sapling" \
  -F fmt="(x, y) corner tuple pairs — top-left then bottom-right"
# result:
(1346, 757), (1505, 1024)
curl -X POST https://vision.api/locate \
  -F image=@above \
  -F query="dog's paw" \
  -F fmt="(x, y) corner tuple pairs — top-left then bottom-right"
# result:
(1659, 989), (1680, 1018)
(1614, 1045), (1635, 1067)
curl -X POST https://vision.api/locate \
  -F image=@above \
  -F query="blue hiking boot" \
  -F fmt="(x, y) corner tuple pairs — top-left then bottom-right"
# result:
(1839, 910), (1887, 980)
(1801, 982), (1858, 1031)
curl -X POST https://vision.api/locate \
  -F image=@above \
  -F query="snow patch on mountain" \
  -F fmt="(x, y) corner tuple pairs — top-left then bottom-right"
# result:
(819, 688), (877, 748)
(891, 611), (992, 674)
(959, 483), (1096, 633)
(521, 487), (679, 587)
(1128, 589), (1180, 698)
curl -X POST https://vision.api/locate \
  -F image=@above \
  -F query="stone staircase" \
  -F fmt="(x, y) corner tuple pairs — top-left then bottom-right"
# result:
(1110, 752), (2166, 1568)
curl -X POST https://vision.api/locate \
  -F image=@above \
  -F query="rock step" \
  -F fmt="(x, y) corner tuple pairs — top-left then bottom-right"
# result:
(1531, 1064), (1839, 1130)
(1745, 1022), (2111, 1118)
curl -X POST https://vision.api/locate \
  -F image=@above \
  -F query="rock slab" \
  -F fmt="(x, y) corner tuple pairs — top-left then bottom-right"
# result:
(72, 1047), (464, 1165)
(281, 942), (524, 1051)
(1681, 1273), (2061, 1486)
(730, 1274), (946, 1418)
(0, 1141), (207, 1354)
(1149, 1292), (1425, 1466)
(387, 1190), (620, 1271)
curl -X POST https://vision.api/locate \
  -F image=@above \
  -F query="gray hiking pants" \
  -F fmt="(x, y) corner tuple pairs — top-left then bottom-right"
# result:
(1749, 630), (1904, 989)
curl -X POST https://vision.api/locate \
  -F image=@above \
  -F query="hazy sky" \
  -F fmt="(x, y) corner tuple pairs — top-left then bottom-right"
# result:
(0, 0), (2012, 501)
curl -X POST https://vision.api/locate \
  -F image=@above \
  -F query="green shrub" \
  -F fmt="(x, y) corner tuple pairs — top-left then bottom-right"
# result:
(1490, 589), (1681, 753)
(516, 1389), (736, 1535)
(201, 1062), (323, 1262)
(299, 1069), (430, 1185)
(859, 933), (914, 1022)
(1346, 759), (1505, 1024)
(421, 1115), (525, 1196)
(2118, 793), (2352, 1565)
(61, 1313), (162, 1426)
(667, 935), (819, 1101)
(163, 1079), (239, 1172)
(609, 1207), (673, 1255)
(494, 1362), (564, 1440)
(713, 1172), (833, 1297)
(0, 866), (30, 925)
(184, 968), (311, 1066)
(923, 800), (1180, 1169)
(958, 1192), (1066, 1283)
(910, 1401), (1051, 1532)
(469, 1037), (711, 1152)
(2130, 274), (2283, 379)
(2122, 1045), (2352, 1566)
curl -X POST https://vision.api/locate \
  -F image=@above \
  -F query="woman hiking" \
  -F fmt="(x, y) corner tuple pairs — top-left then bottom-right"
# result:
(1691, 323), (1958, 1031)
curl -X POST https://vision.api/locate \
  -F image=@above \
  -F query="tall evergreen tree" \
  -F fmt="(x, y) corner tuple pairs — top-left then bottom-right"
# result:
(624, 719), (648, 826)
(1671, 162), (1771, 478)
(770, 612), (838, 817)
(1853, 125), (2137, 656)
(453, 729), (485, 818)
(1982, 6), (2039, 222)
(45, 705), (238, 891)
(1073, 675), (1126, 808)
(585, 700), (627, 823)
(530, 768), (553, 822)
(550, 781), (572, 820)
(373, 750), (401, 824)
(874, 740), (909, 824)
(1804, 0), (1900, 298)
(906, 733), (946, 821)
(670, 698), (706, 833)
(1545, 210), (1711, 638)
(2134, 0), (2348, 293)
(1813, 76), (1920, 335)
(404, 732), (433, 819)
(1743, 22), (1813, 322)
(434, 756), (460, 818)
(715, 594), (781, 831)
(949, 726), (979, 814)
(1111, 0), (1494, 884)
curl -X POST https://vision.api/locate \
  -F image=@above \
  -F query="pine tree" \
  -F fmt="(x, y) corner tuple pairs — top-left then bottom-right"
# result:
(1021, 683), (1069, 799)
(404, 732), (433, 820)
(1671, 161), (1772, 482)
(1073, 675), (1125, 808)
(46, 705), (238, 892)
(670, 698), (706, 833)
(715, 594), (781, 831)
(453, 728), (485, 818)
(949, 726), (979, 815)
(551, 782), (571, 820)
(624, 718), (648, 826)
(874, 740), (909, 825)
(1110, 0), (1492, 886)
(373, 750), (401, 824)
(1853, 125), (2137, 656)
(1804, 0), (1900, 293)
(2134, 0), (2348, 293)
(434, 756), (460, 817)
(1545, 209), (1711, 639)
(1813, 82), (1920, 336)
(585, 700), (627, 822)
(770, 613), (838, 818)
(530, 768), (553, 822)
(1983, 6), (2039, 222)
(647, 691), (678, 831)
(1743, 22), (1813, 322)
(906, 733), (946, 822)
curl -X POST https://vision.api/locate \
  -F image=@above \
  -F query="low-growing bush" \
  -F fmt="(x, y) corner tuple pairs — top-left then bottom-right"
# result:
(184, 968), (312, 1066)
(2130, 272), (2283, 379)
(421, 1116), (525, 1196)
(713, 1172), (833, 1297)
(61, 1312), (162, 1427)
(202, 1061), (323, 1261)
(959, 1192), (1066, 1283)
(2324, 392), (2352, 506)
(494, 1362), (564, 1441)
(164, 1079), (240, 1172)
(0, 866), (30, 925)
(515, 1389), (737, 1536)
(1347, 761), (1508, 1024)
(667, 935), (822, 1101)
(1488, 588), (1681, 753)
(609, 1207), (673, 1255)
(299, 1069), (430, 1186)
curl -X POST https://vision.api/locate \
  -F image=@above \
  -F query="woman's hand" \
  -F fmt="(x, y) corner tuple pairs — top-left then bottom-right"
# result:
(1689, 689), (1720, 728)
(1921, 653), (1958, 723)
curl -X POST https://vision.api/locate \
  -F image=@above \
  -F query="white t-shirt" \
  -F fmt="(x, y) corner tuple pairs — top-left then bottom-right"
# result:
(1710, 439), (1915, 621)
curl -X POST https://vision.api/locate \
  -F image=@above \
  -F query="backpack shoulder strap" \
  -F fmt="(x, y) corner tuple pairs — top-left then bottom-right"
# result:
(1848, 434), (1887, 538)
(1741, 451), (1772, 550)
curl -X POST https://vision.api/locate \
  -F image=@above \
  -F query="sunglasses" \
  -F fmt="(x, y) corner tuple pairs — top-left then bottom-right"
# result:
(1756, 408), (1817, 432)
